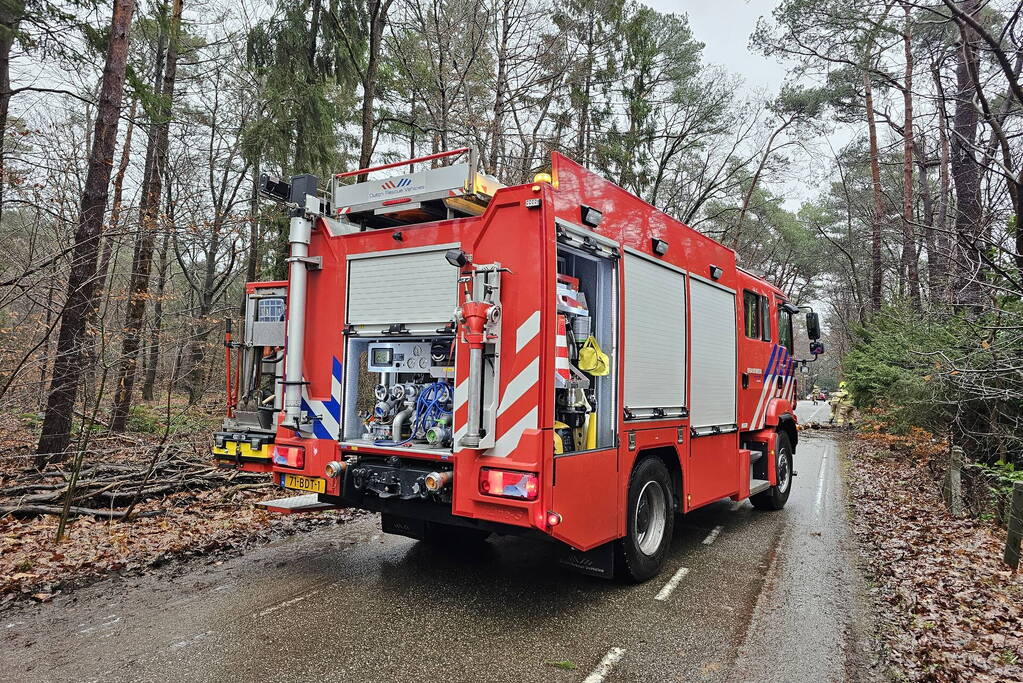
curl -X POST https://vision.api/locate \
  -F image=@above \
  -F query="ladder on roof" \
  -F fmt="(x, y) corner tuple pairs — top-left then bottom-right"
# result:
(330, 147), (504, 228)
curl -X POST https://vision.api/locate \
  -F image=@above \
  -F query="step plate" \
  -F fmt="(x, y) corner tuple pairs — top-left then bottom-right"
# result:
(749, 479), (771, 496)
(256, 494), (338, 515)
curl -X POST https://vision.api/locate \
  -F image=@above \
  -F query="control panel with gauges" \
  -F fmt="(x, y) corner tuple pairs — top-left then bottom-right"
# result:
(366, 342), (433, 373)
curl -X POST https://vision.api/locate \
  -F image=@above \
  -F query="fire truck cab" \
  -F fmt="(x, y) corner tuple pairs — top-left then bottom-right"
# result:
(214, 149), (824, 581)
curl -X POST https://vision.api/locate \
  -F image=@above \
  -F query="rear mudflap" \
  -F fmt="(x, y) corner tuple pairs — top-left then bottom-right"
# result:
(558, 541), (616, 579)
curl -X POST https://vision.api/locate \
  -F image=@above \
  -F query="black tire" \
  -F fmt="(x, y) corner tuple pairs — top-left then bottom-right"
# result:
(617, 456), (675, 582)
(422, 521), (491, 546)
(751, 430), (794, 511)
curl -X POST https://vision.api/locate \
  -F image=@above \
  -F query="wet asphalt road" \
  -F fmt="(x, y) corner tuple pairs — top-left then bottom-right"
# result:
(2, 401), (878, 683)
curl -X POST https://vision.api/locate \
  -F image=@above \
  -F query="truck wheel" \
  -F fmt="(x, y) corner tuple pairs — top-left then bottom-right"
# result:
(751, 431), (793, 511)
(617, 456), (675, 582)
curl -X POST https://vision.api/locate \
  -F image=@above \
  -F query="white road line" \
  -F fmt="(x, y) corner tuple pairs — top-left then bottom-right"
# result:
(254, 585), (331, 618)
(654, 567), (690, 601)
(583, 647), (626, 683)
(256, 594), (310, 617)
(815, 448), (830, 516)
(702, 525), (723, 545)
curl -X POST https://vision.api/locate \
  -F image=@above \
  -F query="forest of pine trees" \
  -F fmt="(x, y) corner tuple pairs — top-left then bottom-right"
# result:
(0, 0), (1020, 472)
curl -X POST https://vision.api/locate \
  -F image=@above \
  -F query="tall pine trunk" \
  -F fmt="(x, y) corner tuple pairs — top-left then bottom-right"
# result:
(109, 0), (183, 430)
(932, 64), (952, 301)
(0, 0), (24, 227)
(864, 72), (885, 311)
(357, 0), (392, 177)
(488, 0), (511, 175)
(900, 2), (920, 304)
(36, 0), (136, 463)
(915, 137), (937, 300)
(951, 0), (983, 309)
(141, 227), (170, 401)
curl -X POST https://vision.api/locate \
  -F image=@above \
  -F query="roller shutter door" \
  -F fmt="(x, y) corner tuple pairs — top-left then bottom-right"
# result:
(623, 252), (686, 413)
(347, 248), (457, 326)
(690, 279), (737, 429)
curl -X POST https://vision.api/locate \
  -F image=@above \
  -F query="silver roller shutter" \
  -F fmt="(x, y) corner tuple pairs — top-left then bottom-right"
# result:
(690, 278), (737, 429)
(347, 247), (457, 327)
(623, 251), (686, 413)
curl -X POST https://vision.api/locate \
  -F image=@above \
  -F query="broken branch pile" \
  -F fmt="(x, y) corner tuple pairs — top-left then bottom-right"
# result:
(1, 443), (272, 520)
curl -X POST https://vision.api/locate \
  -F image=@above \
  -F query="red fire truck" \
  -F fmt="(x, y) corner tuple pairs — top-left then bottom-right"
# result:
(213, 148), (824, 581)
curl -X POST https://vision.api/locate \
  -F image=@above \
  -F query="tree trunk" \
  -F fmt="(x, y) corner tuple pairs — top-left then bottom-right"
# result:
(241, 162), (259, 314)
(36, 0), (136, 463)
(97, 97), (138, 301)
(734, 116), (792, 250)
(914, 137), (937, 300)
(488, 0), (511, 174)
(932, 63), (952, 301)
(0, 0), (25, 227)
(864, 72), (884, 311)
(109, 0), (183, 431)
(900, 2), (920, 304)
(141, 228), (170, 401)
(357, 0), (392, 178)
(951, 0), (983, 309)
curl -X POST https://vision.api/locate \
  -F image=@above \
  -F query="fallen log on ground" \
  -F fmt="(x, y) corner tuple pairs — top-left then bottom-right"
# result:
(0, 504), (162, 519)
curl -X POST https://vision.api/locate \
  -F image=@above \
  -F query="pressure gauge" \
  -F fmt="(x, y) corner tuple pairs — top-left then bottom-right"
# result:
(406, 358), (417, 369)
(419, 358), (429, 369)
(412, 345), (424, 357)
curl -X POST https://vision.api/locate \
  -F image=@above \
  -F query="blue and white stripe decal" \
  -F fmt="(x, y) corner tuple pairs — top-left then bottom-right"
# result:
(751, 344), (793, 430)
(301, 356), (343, 440)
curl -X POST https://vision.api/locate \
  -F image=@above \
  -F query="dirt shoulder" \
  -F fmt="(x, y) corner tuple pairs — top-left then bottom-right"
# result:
(844, 433), (1023, 681)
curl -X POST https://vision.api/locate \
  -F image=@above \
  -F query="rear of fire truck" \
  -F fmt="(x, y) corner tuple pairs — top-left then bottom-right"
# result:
(214, 149), (594, 557)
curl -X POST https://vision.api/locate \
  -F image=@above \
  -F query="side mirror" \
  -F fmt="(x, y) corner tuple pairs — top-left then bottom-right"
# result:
(809, 340), (825, 356)
(806, 311), (821, 341)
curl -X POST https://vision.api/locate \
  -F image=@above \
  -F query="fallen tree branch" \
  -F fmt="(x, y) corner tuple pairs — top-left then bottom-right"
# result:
(0, 504), (162, 519)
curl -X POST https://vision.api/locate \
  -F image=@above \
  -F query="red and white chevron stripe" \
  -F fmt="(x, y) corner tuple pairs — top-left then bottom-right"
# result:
(554, 314), (570, 389)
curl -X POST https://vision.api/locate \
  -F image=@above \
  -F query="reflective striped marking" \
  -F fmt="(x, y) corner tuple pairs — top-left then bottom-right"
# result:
(554, 315), (570, 388)
(453, 377), (468, 411)
(497, 358), (539, 417)
(491, 407), (537, 457)
(751, 345), (781, 429)
(301, 356), (343, 440)
(516, 311), (540, 353)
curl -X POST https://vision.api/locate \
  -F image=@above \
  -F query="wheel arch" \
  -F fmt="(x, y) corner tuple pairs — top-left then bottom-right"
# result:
(777, 413), (798, 451)
(633, 446), (682, 515)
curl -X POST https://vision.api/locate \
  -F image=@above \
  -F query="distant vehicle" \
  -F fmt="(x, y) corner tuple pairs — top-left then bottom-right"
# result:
(212, 149), (826, 582)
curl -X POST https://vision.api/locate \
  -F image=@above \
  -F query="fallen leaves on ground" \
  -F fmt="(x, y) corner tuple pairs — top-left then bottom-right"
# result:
(0, 486), (363, 607)
(847, 436), (1023, 682)
(0, 414), (364, 607)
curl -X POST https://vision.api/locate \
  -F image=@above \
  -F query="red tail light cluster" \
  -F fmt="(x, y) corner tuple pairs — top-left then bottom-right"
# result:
(479, 468), (539, 501)
(272, 445), (305, 469)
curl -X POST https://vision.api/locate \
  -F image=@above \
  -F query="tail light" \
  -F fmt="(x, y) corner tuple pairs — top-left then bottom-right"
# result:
(479, 468), (539, 501)
(272, 445), (305, 469)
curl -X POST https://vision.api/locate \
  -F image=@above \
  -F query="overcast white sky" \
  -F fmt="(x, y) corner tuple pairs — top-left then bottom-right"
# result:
(643, 0), (788, 95)
(642, 0), (842, 209)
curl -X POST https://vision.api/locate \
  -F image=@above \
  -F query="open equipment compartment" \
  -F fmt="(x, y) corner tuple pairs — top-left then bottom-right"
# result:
(554, 244), (618, 453)
(340, 335), (456, 453)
